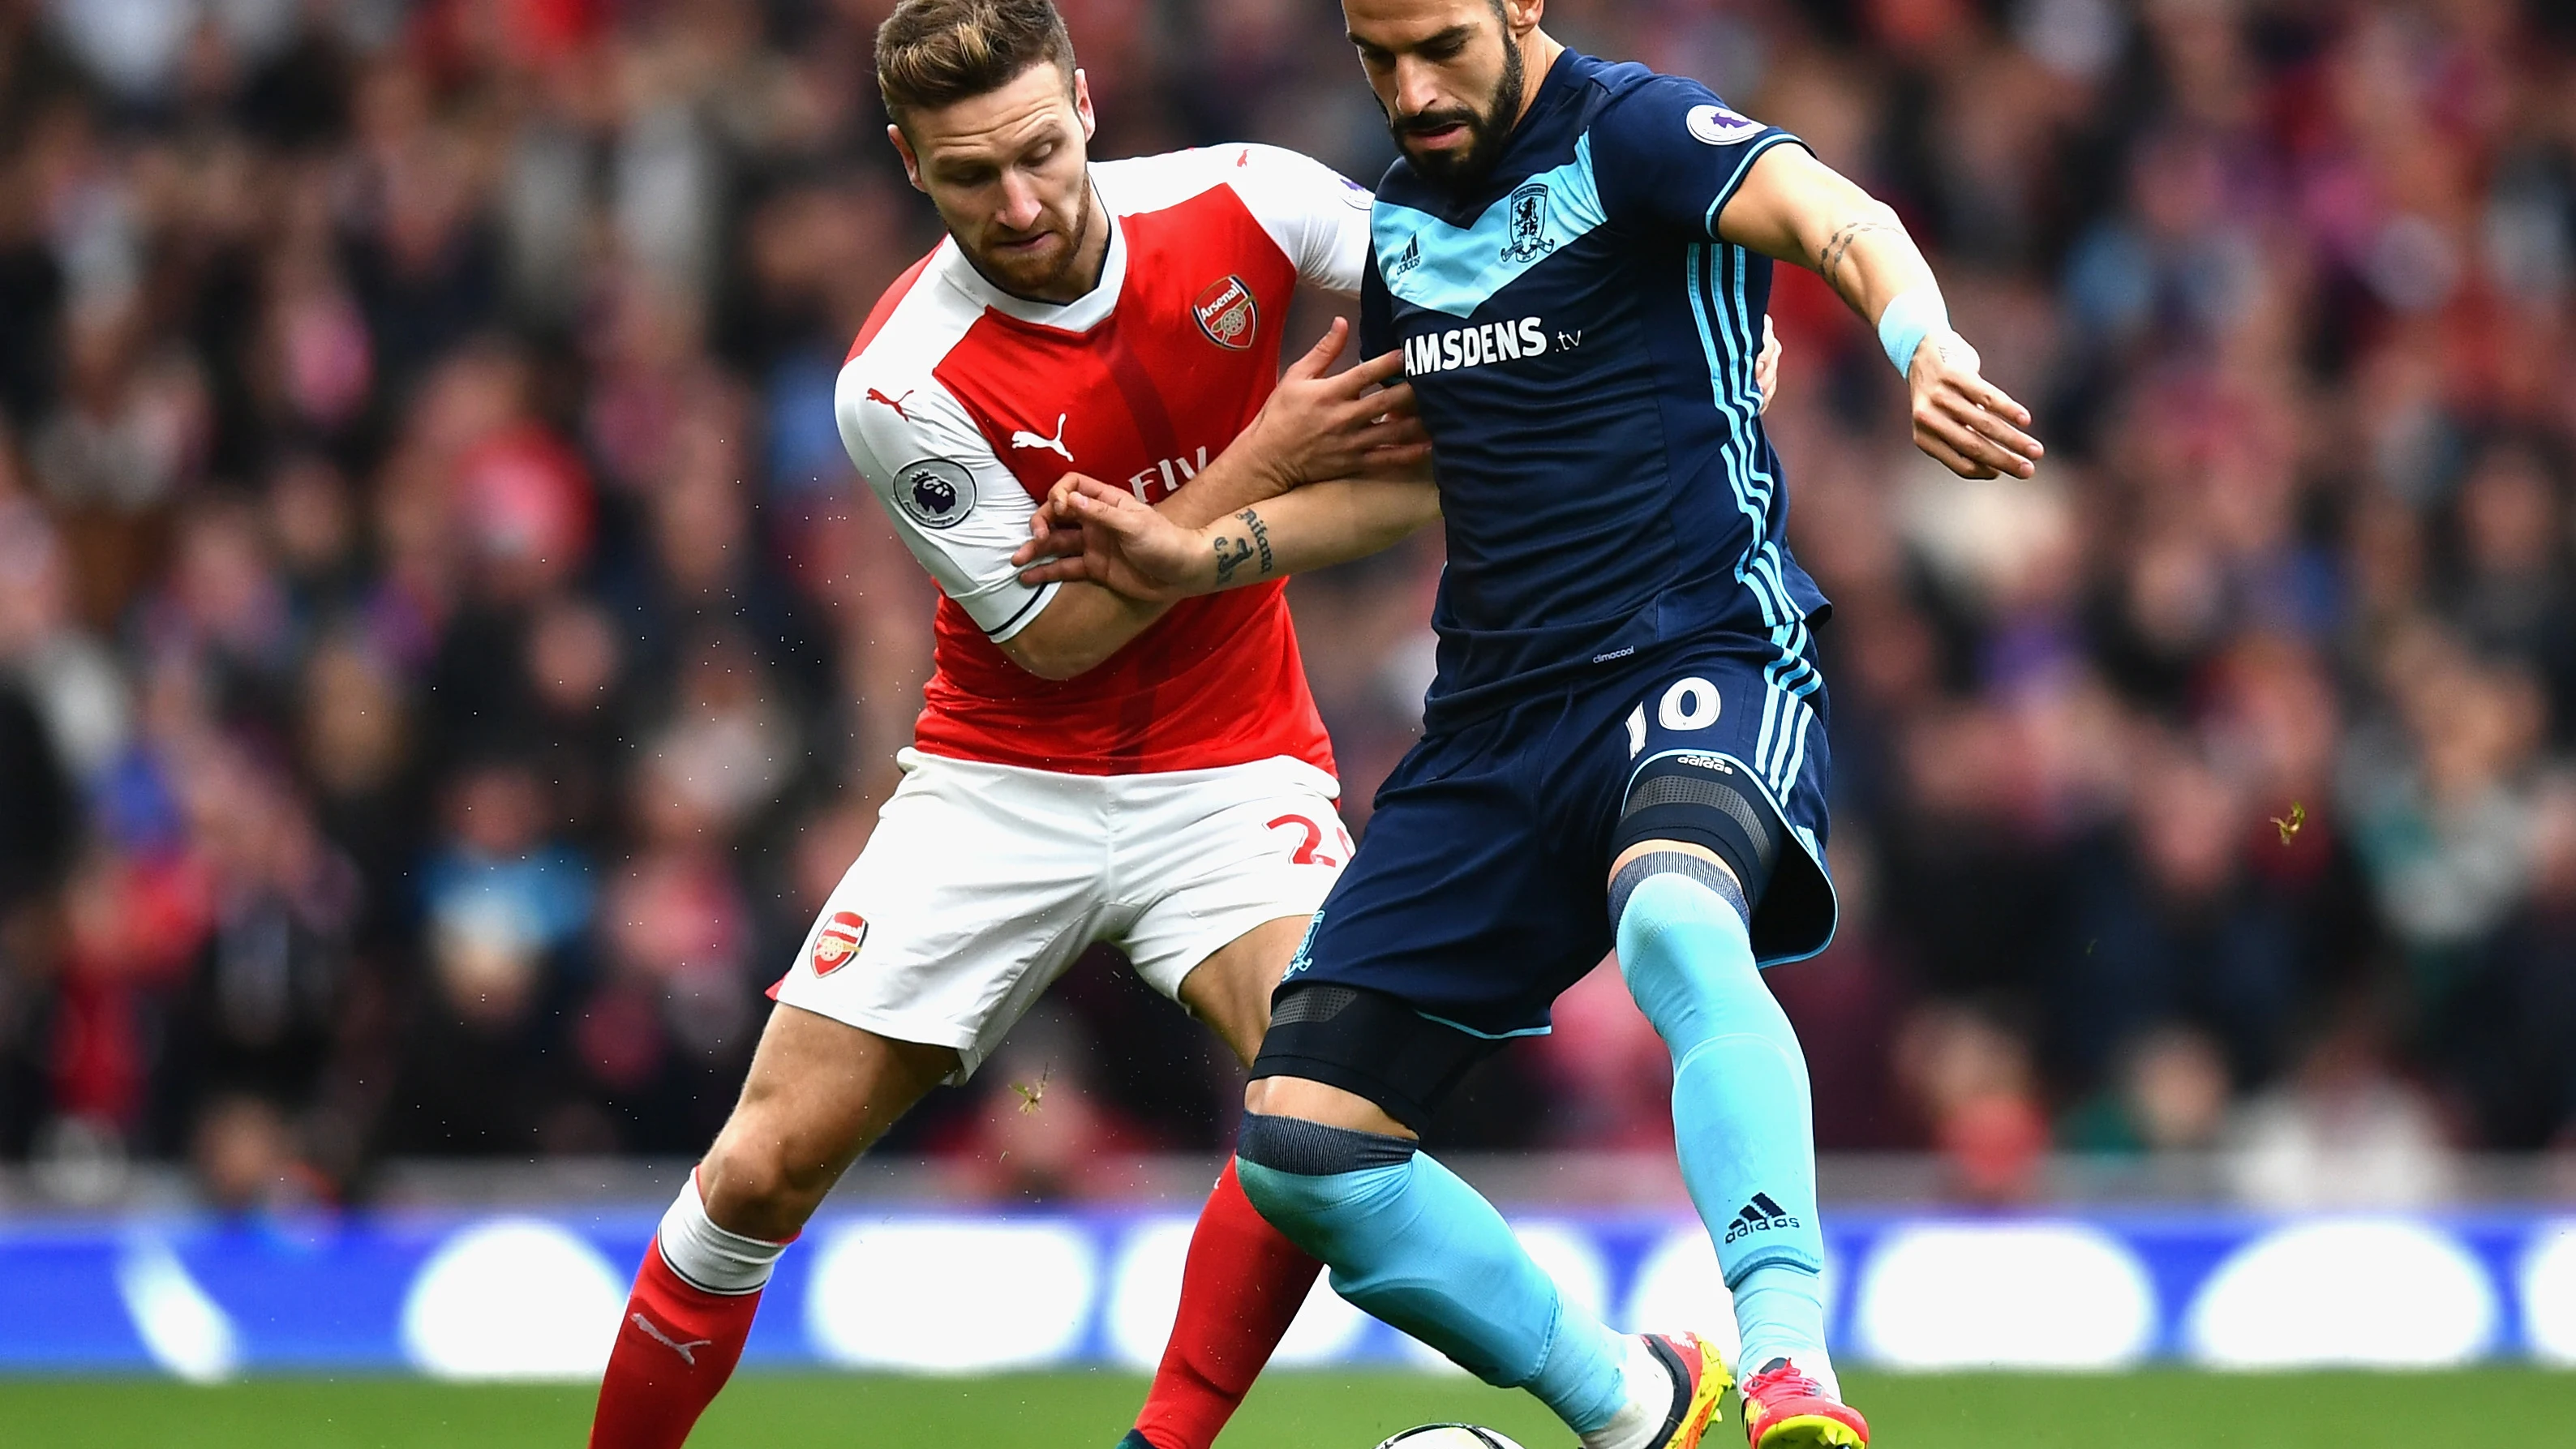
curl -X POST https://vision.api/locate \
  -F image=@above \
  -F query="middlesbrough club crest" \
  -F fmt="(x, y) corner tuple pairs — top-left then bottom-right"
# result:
(811, 911), (869, 975)
(1193, 276), (1258, 350)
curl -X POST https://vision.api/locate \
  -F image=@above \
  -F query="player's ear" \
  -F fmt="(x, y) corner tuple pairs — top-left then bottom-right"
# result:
(1071, 66), (1097, 141)
(1503, 0), (1544, 41)
(887, 122), (926, 192)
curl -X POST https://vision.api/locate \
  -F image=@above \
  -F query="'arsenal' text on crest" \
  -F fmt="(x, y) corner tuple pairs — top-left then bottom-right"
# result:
(1192, 275), (1258, 350)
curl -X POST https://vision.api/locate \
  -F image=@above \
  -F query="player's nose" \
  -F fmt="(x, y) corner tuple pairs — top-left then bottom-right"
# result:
(994, 172), (1045, 232)
(1389, 58), (1445, 122)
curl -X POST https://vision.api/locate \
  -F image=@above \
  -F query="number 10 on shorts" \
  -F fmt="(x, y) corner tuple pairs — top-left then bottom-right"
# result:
(1628, 675), (1721, 756)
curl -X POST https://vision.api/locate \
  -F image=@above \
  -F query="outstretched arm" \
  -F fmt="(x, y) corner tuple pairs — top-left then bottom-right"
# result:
(1717, 146), (2041, 480)
(1015, 474), (1440, 602)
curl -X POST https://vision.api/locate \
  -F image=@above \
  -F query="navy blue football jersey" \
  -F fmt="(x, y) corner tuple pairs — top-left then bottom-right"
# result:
(1361, 49), (1831, 731)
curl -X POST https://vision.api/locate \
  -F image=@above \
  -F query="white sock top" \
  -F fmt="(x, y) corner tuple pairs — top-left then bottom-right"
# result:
(655, 1171), (789, 1295)
(1577, 1336), (1675, 1449)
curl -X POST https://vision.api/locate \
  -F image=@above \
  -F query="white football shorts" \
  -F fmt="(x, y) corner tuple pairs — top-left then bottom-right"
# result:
(773, 748), (1351, 1082)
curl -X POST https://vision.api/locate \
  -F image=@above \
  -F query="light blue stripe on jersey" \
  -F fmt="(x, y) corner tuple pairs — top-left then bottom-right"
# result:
(1685, 238), (1819, 794)
(1683, 239), (1790, 782)
(1372, 135), (1609, 319)
(1716, 237), (1818, 797)
(1683, 244), (1783, 629)
(1697, 133), (1806, 236)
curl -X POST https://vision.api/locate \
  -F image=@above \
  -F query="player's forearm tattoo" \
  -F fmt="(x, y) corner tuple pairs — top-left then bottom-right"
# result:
(1817, 219), (1900, 281)
(1214, 533), (1255, 584)
(1237, 508), (1275, 575)
(1212, 508), (1275, 586)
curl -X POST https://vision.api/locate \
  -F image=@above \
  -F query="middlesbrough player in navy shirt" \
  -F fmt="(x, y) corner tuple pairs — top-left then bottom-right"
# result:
(1020, 1), (2043, 1445)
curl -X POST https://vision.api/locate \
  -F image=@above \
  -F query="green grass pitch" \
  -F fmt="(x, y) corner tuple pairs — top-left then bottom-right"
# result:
(2, 1369), (2569, 1447)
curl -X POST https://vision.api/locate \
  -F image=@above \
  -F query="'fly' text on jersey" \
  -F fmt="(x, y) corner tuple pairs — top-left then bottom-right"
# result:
(1129, 445), (1212, 502)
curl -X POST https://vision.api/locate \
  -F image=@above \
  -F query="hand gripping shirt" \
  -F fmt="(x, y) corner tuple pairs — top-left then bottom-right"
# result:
(839, 144), (1373, 774)
(1359, 49), (1832, 733)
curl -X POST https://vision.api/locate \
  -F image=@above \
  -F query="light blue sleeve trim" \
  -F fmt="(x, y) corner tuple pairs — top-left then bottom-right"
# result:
(1698, 131), (1810, 238)
(1415, 1010), (1553, 1040)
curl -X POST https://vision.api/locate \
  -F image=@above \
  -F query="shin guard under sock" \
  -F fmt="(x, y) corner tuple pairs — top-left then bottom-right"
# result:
(1231, 1114), (1630, 1434)
(587, 1173), (788, 1449)
(1615, 860), (1831, 1375)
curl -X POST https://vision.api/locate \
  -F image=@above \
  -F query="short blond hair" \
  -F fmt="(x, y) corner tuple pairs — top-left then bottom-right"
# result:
(876, 0), (1076, 125)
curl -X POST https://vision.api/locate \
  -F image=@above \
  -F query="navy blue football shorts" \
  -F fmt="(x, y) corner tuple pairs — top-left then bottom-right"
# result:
(1277, 633), (1838, 1042)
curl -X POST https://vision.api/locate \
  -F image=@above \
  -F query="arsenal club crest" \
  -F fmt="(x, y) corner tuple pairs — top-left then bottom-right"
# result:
(811, 911), (869, 975)
(1193, 276), (1258, 350)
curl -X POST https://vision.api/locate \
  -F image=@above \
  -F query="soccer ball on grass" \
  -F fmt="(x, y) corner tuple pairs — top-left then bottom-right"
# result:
(1373, 1427), (1526, 1449)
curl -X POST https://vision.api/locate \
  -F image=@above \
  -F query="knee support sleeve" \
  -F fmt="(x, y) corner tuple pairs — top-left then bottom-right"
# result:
(1612, 752), (1784, 916)
(1610, 850), (1745, 934)
(1236, 1112), (1417, 1178)
(1250, 984), (1505, 1133)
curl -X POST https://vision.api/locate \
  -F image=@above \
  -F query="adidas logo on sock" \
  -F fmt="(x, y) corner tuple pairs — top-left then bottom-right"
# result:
(1723, 1192), (1801, 1244)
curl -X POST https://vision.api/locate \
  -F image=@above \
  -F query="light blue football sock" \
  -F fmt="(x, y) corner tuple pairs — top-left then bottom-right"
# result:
(1729, 1263), (1830, 1375)
(1234, 1116), (1630, 1432)
(1614, 856), (1830, 1371)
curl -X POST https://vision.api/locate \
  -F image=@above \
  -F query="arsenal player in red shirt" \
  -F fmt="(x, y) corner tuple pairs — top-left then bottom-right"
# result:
(584, 2), (1427, 1445)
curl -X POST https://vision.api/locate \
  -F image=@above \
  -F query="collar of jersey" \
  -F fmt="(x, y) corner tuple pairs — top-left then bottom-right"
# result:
(1370, 129), (1606, 320)
(1368, 50), (1608, 319)
(938, 174), (1127, 332)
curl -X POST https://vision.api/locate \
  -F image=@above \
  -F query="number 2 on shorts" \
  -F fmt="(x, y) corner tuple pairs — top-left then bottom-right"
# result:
(1269, 813), (1354, 868)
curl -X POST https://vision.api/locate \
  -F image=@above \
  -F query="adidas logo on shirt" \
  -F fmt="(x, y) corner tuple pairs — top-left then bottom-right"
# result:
(1386, 234), (1423, 282)
(1723, 1192), (1801, 1243)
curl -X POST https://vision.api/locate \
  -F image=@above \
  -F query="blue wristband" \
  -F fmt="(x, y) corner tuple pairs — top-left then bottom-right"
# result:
(1877, 289), (1948, 376)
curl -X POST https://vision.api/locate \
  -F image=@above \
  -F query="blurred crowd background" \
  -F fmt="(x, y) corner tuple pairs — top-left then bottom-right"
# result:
(2, 0), (2575, 1211)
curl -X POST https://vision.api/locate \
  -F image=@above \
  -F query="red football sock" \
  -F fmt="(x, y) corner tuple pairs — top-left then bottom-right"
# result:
(1131, 1160), (1324, 1449)
(586, 1241), (766, 1449)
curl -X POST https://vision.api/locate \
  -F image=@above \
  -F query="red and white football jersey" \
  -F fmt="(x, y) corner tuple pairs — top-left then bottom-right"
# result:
(836, 144), (1373, 776)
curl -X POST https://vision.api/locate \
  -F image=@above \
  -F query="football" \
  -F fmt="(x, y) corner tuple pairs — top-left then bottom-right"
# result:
(1373, 1427), (1527, 1449)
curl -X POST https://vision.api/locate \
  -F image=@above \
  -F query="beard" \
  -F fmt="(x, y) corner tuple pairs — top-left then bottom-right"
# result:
(972, 187), (1099, 300)
(1386, 35), (1523, 191)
